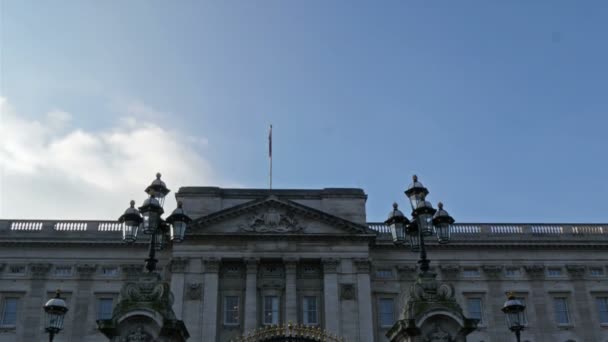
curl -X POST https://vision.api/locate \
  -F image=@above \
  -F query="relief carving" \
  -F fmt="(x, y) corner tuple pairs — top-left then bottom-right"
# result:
(340, 284), (356, 300)
(424, 323), (453, 342)
(240, 207), (305, 233)
(186, 283), (202, 300)
(169, 257), (189, 273)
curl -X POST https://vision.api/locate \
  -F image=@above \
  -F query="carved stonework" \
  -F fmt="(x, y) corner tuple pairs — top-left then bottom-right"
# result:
(439, 264), (460, 279)
(482, 265), (503, 279)
(203, 258), (220, 273)
(240, 207), (305, 233)
(30, 263), (51, 278)
(186, 283), (202, 300)
(424, 323), (453, 342)
(245, 258), (259, 275)
(524, 264), (545, 279)
(284, 258), (298, 274)
(354, 258), (371, 273)
(123, 326), (150, 342)
(566, 264), (586, 279)
(76, 264), (97, 278)
(322, 258), (340, 273)
(121, 264), (143, 279)
(397, 264), (417, 280)
(340, 284), (356, 300)
(169, 258), (189, 273)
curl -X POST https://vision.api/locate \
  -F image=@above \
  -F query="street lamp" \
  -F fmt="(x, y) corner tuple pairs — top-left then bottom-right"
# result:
(43, 290), (68, 342)
(385, 175), (455, 274)
(118, 173), (192, 273)
(502, 293), (526, 342)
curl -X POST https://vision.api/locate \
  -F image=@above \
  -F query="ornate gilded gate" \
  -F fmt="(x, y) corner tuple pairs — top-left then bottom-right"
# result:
(232, 323), (345, 342)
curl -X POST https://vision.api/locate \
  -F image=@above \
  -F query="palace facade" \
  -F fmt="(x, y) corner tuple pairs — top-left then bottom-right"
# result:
(0, 187), (607, 342)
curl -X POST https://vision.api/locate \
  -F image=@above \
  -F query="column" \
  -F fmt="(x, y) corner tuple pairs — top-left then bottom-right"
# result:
(71, 264), (97, 340)
(244, 258), (259, 332)
(322, 258), (340, 334)
(202, 257), (220, 341)
(566, 264), (598, 341)
(23, 263), (51, 341)
(169, 257), (189, 319)
(524, 264), (551, 341)
(354, 258), (374, 342)
(284, 258), (298, 324)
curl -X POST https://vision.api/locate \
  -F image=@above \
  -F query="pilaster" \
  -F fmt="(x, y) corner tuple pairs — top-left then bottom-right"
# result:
(170, 257), (189, 320)
(284, 257), (298, 324)
(322, 258), (340, 335)
(23, 263), (51, 341)
(244, 258), (259, 332)
(202, 257), (220, 341)
(354, 258), (374, 342)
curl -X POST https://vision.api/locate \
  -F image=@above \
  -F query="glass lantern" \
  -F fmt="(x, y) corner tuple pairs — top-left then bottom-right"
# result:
(145, 172), (170, 207)
(413, 200), (436, 236)
(404, 175), (429, 211)
(44, 290), (68, 337)
(502, 293), (526, 331)
(118, 200), (143, 243)
(407, 221), (421, 252)
(385, 203), (409, 245)
(154, 225), (168, 251)
(139, 197), (164, 234)
(166, 201), (192, 243)
(433, 202), (454, 244)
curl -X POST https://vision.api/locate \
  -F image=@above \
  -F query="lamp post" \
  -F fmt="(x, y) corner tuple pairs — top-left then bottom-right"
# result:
(118, 173), (192, 273)
(385, 175), (455, 274)
(502, 293), (526, 342)
(43, 290), (68, 342)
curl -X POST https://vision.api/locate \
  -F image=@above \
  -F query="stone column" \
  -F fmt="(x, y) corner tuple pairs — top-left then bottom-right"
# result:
(481, 265), (504, 337)
(322, 258), (340, 335)
(354, 258), (374, 342)
(284, 258), (298, 324)
(70, 264), (97, 340)
(566, 264), (597, 341)
(169, 257), (189, 319)
(23, 263), (51, 341)
(244, 258), (259, 332)
(524, 264), (551, 341)
(202, 257), (220, 341)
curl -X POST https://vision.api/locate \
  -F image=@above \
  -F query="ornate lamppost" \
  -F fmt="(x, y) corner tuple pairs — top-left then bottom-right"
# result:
(43, 290), (68, 342)
(502, 293), (527, 342)
(118, 173), (192, 272)
(385, 175), (455, 274)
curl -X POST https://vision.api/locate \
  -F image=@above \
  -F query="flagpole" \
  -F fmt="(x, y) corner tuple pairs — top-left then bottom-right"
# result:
(269, 124), (273, 191)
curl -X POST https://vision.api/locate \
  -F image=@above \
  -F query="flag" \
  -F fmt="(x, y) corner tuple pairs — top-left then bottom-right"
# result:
(268, 124), (272, 158)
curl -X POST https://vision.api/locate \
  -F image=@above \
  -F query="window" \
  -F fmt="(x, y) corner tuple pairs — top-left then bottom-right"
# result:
(466, 298), (483, 324)
(463, 268), (480, 277)
(97, 298), (113, 320)
(596, 297), (608, 324)
(263, 296), (279, 325)
(54, 266), (72, 276)
(302, 296), (318, 325)
(378, 298), (394, 327)
(553, 297), (570, 324)
(547, 268), (563, 277)
(505, 268), (521, 277)
(101, 266), (118, 276)
(224, 296), (239, 325)
(375, 269), (393, 279)
(590, 268), (605, 276)
(8, 265), (25, 275)
(0, 298), (18, 327)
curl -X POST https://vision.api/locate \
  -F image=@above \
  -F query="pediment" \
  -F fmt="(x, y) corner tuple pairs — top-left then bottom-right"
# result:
(190, 196), (375, 236)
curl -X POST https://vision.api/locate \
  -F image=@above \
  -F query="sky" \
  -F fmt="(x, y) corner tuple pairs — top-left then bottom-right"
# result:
(0, 1), (607, 223)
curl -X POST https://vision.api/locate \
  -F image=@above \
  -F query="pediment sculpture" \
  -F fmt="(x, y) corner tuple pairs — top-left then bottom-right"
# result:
(240, 207), (305, 233)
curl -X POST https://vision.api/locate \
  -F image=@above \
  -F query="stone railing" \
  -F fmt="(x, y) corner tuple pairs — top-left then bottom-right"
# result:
(1, 219), (123, 232)
(368, 222), (608, 242)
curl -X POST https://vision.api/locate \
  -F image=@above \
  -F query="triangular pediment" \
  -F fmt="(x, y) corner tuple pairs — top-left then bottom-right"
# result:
(190, 196), (375, 236)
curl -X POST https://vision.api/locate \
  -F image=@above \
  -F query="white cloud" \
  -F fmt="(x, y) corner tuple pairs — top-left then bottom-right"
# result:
(0, 97), (217, 220)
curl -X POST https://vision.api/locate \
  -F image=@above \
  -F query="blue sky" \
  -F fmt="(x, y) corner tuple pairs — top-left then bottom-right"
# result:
(1, 1), (607, 222)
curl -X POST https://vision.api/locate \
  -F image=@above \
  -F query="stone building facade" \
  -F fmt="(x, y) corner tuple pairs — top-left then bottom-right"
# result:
(0, 187), (607, 342)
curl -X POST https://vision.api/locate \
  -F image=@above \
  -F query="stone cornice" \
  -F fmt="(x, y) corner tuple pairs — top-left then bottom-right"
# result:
(30, 263), (52, 278)
(524, 264), (545, 279)
(482, 265), (503, 279)
(565, 264), (586, 279)
(76, 263), (97, 278)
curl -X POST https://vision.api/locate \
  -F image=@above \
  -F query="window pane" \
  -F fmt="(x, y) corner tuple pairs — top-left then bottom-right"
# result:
(264, 296), (279, 325)
(1, 298), (18, 326)
(303, 296), (318, 325)
(224, 296), (239, 325)
(554, 298), (569, 324)
(597, 297), (608, 324)
(466, 298), (483, 324)
(97, 298), (113, 320)
(378, 298), (394, 327)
